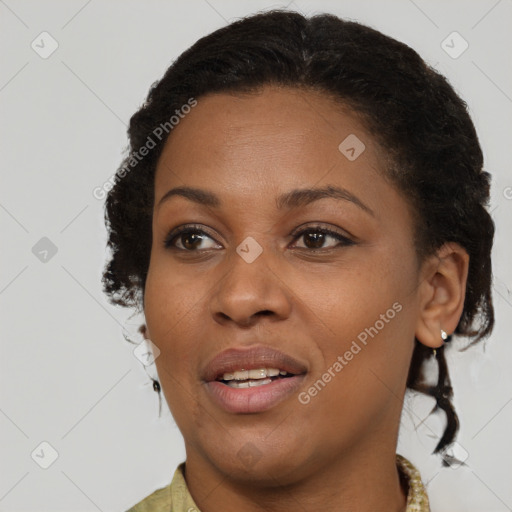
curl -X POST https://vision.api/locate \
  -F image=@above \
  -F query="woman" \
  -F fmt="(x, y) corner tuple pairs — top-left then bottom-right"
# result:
(103, 10), (494, 512)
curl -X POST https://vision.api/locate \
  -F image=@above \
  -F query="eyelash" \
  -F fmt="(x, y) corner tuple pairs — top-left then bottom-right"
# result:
(163, 223), (355, 252)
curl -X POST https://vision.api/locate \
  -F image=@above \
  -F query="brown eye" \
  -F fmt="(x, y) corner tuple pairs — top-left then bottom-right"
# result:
(164, 225), (220, 251)
(301, 231), (328, 249)
(179, 232), (206, 250)
(291, 226), (355, 250)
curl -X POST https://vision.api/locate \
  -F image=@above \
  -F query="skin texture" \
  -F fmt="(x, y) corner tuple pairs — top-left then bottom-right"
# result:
(143, 86), (469, 512)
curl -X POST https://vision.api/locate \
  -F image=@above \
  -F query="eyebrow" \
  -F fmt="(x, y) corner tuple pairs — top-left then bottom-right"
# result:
(158, 185), (374, 216)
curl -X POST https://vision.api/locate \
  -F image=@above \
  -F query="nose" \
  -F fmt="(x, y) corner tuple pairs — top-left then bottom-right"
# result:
(209, 242), (293, 328)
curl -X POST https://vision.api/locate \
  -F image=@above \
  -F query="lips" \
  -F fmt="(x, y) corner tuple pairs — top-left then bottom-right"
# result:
(201, 345), (308, 414)
(201, 345), (308, 383)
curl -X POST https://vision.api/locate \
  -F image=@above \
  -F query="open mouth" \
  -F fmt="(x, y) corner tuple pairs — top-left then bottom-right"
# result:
(217, 368), (296, 388)
(202, 345), (308, 413)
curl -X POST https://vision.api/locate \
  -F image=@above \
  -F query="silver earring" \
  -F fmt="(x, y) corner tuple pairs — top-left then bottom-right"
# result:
(433, 329), (448, 357)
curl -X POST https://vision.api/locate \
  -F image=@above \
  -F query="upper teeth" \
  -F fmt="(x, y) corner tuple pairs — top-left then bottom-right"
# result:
(221, 368), (288, 381)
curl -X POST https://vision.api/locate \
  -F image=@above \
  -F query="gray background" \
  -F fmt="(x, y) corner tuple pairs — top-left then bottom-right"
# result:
(1, 0), (511, 510)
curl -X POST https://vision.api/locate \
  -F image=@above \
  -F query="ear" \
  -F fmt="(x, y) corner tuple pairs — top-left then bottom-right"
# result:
(139, 323), (150, 339)
(415, 242), (469, 348)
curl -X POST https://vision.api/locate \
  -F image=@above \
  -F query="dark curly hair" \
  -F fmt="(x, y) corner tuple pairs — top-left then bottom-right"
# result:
(102, 10), (495, 457)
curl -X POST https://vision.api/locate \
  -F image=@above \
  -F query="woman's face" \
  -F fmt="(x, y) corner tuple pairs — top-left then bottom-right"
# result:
(144, 86), (425, 483)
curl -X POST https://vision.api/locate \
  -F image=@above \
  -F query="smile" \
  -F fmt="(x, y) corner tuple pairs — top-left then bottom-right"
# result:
(205, 374), (306, 413)
(220, 367), (291, 388)
(202, 346), (308, 414)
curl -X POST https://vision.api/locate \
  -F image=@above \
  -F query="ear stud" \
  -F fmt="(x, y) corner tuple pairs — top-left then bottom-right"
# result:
(434, 329), (449, 357)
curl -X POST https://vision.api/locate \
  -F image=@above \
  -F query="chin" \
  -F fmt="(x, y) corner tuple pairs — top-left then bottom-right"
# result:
(200, 434), (313, 486)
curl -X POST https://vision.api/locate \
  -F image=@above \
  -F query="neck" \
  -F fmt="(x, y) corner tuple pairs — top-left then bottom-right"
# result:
(184, 442), (408, 512)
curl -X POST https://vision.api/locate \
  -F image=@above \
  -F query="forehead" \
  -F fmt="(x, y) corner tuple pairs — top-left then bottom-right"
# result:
(160, 87), (367, 154)
(155, 86), (385, 199)
(151, 87), (404, 224)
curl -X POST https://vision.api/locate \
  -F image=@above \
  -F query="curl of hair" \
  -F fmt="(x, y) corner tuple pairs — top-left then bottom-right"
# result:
(103, 10), (495, 454)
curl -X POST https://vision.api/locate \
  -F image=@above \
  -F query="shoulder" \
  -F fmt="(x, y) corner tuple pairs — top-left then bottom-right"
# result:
(396, 454), (431, 512)
(125, 462), (190, 512)
(125, 483), (172, 512)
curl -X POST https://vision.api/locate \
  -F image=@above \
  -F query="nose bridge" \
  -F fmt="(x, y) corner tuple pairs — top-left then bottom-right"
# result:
(210, 233), (291, 324)
(224, 233), (274, 300)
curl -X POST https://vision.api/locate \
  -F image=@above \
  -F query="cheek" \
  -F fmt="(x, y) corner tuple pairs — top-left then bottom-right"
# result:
(298, 253), (416, 416)
(145, 270), (206, 429)
(294, 249), (408, 338)
(144, 264), (200, 331)
(143, 268), (207, 394)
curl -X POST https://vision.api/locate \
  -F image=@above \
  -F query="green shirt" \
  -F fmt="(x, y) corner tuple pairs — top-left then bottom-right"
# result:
(126, 454), (430, 512)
